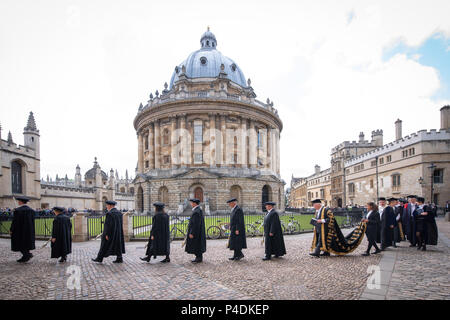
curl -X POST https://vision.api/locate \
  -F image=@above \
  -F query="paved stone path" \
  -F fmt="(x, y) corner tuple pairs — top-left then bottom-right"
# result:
(0, 220), (448, 300)
(360, 218), (450, 300)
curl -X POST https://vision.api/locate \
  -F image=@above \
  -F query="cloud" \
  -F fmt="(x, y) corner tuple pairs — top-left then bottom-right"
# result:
(0, 0), (449, 188)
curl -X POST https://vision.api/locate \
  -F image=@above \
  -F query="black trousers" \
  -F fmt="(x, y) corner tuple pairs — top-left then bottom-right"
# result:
(195, 253), (203, 260)
(313, 230), (322, 254)
(366, 237), (379, 252)
(20, 250), (30, 257)
(234, 249), (242, 257)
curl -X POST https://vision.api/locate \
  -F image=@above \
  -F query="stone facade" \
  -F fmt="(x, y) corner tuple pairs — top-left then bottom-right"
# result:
(133, 29), (284, 213)
(289, 106), (450, 208)
(289, 166), (331, 208)
(0, 113), (134, 211)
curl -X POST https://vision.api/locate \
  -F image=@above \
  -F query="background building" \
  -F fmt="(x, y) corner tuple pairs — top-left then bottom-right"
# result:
(0, 113), (134, 211)
(289, 106), (450, 208)
(133, 29), (284, 214)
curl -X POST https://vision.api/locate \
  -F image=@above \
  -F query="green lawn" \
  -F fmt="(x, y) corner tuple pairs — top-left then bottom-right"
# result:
(0, 217), (74, 237)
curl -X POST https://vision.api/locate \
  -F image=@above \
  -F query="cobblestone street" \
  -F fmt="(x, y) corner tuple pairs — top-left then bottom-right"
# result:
(0, 219), (448, 300)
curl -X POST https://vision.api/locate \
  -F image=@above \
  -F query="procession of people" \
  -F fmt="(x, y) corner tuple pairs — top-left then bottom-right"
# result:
(7, 192), (440, 264)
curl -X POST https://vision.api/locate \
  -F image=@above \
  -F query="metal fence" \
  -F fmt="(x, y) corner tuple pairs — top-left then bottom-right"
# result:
(131, 209), (365, 240)
(0, 215), (74, 237)
(86, 214), (105, 239)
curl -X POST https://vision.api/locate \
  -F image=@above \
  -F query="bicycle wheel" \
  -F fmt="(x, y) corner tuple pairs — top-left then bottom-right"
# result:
(246, 224), (256, 237)
(292, 222), (301, 233)
(207, 226), (221, 239)
(170, 226), (178, 242)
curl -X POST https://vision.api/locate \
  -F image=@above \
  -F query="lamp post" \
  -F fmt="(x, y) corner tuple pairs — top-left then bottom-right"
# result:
(428, 163), (437, 204)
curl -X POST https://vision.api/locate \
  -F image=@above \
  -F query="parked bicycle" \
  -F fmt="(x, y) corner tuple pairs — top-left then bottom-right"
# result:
(280, 215), (301, 234)
(170, 215), (189, 242)
(207, 219), (230, 239)
(246, 218), (264, 237)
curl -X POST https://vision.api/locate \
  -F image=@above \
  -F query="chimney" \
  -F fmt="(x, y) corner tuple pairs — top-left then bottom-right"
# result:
(395, 119), (402, 140)
(441, 105), (450, 131)
(314, 164), (321, 174)
(359, 132), (365, 142)
(371, 129), (383, 146)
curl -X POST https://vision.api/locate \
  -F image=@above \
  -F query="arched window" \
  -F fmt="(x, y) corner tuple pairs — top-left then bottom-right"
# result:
(233, 136), (238, 164)
(194, 186), (204, 202)
(137, 186), (144, 213)
(120, 187), (125, 193)
(158, 186), (169, 204)
(262, 185), (272, 211)
(144, 135), (149, 150)
(11, 160), (23, 194)
(163, 128), (170, 146)
(230, 185), (242, 204)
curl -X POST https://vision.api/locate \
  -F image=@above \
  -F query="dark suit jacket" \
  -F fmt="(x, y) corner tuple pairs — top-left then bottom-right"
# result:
(365, 210), (380, 242)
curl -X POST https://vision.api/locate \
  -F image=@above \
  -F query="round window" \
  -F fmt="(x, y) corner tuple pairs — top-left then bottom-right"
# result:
(200, 57), (207, 65)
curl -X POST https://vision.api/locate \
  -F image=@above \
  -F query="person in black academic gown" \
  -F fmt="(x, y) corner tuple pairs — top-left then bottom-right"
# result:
(262, 201), (286, 261)
(393, 199), (406, 246)
(185, 198), (206, 263)
(361, 202), (381, 256)
(403, 195), (419, 247)
(51, 207), (72, 263)
(380, 197), (397, 250)
(10, 196), (36, 263)
(226, 198), (246, 261)
(92, 200), (125, 263)
(414, 197), (438, 251)
(140, 202), (170, 263)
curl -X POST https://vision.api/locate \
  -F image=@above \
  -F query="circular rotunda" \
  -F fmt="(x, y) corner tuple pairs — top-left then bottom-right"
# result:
(133, 28), (284, 214)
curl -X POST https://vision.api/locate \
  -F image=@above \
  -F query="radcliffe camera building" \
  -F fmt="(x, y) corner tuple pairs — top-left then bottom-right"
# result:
(133, 28), (284, 213)
(289, 106), (450, 208)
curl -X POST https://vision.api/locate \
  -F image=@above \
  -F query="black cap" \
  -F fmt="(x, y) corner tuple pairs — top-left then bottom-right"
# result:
(407, 195), (417, 199)
(264, 201), (276, 206)
(105, 200), (117, 205)
(378, 197), (386, 201)
(189, 198), (200, 204)
(387, 197), (398, 202)
(15, 196), (30, 203)
(417, 197), (425, 203)
(398, 198), (407, 203)
(226, 198), (237, 203)
(52, 206), (65, 212)
(153, 202), (165, 208)
(311, 199), (322, 204)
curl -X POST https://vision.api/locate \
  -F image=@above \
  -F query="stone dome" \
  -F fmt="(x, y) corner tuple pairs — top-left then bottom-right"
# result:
(169, 28), (247, 89)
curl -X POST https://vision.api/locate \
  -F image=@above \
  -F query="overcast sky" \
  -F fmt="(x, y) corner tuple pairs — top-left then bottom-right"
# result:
(1, 0), (449, 186)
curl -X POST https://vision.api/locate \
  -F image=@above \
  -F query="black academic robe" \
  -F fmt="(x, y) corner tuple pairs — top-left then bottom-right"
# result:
(365, 210), (380, 243)
(403, 203), (419, 245)
(263, 209), (286, 257)
(423, 205), (438, 245)
(380, 206), (396, 248)
(51, 214), (72, 258)
(185, 206), (207, 255)
(228, 205), (247, 251)
(146, 212), (170, 256)
(97, 208), (125, 258)
(10, 205), (36, 252)
(393, 205), (404, 242)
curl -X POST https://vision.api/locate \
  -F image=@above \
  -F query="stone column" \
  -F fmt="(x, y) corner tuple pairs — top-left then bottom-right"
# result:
(275, 128), (280, 175)
(179, 114), (187, 166)
(137, 133), (144, 173)
(154, 120), (160, 169)
(170, 116), (178, 167)
(249, 120), (257, 168)
(148, 123), (155, 169)
(72, 212), (88, 242)
(220, 115), (227, 165)
(240, 117), (247, 167)
(123, 212), (133, 242)
(209, 113), (216, 167)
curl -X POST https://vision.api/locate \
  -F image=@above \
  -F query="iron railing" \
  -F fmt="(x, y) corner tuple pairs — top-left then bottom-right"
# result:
(0, 215), (74, 237)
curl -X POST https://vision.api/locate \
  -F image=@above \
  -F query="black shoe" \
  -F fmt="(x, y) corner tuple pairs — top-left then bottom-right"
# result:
(417, 245), (422, 250)
(409, 244), (416, 247)
(153, 255), (157, 259)
(140, 256), (151, 262)
(362, 252), (370, 256)
(161, 257), (170, 263)
(91, 258), (103, 263)
(191, 259), (202, 264)
(421, 246), (426, 251)
(372, 249), (381, 254)
(58, 257), (67, 263)
(113, 257), (123, 263)
(320, 252), (330, 256)
(262, 256), (271, 261)
(393, 244), (398, 248)
(309, 253), (320, 257)
(235, 254), (244, 261)
(17, 256), (26, 263)
(228, 256), (236, 260)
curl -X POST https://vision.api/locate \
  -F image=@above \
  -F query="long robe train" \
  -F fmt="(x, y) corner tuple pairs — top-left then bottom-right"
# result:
(311, 210), (367, 255)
